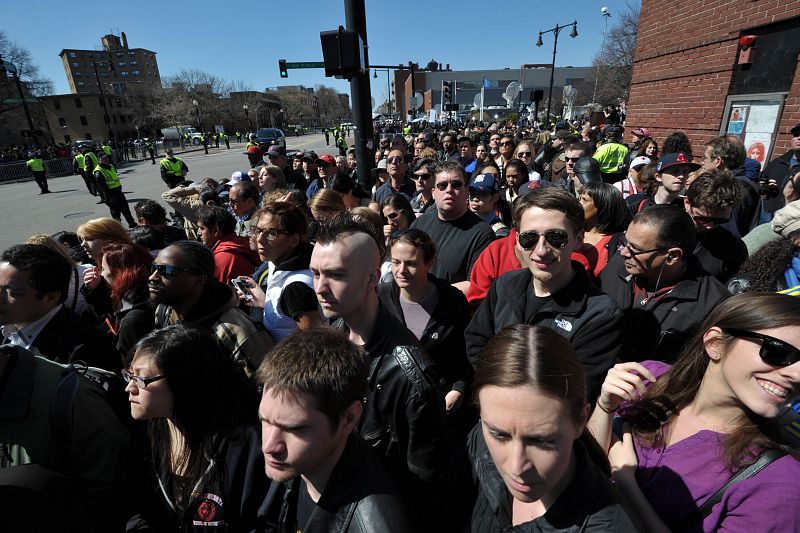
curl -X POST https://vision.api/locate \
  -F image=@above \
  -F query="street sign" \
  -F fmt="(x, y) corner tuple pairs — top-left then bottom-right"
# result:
(2, 98), (38, 104)
(284, 62), (325, 69)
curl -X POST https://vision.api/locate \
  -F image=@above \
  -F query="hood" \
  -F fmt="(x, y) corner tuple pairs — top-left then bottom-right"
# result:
(183, 281), (238, 326)
(213, 234), (260, 263)
(274, 241), (314, 272)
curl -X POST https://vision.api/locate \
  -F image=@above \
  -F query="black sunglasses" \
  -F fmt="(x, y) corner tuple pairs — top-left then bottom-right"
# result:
(413, 172), (431, 181)
(151, 263), (196, 277)
(435, 180), (464, 191)
(723, 328), (800, 367)
(386, 156), (404, 165)
(518, 229), (569, 250)
(384, 211), (399, 220)
(564, 156), (582, 163)
(691, 214), (731, 226)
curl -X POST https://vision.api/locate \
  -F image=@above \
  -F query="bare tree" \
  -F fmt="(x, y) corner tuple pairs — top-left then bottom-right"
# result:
(577, 2), (640, 106)
(0, 31), (54, 97)
(315, 85), (348, 125)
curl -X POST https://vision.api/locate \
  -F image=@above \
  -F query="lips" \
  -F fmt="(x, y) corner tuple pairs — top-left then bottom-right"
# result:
(756, 378), (789, 400)
(508, 477), (535, 494)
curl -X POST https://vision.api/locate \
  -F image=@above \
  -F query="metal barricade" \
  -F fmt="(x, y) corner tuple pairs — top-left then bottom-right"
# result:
(0, 162), (32, 184)
(44, 158), (74, 177)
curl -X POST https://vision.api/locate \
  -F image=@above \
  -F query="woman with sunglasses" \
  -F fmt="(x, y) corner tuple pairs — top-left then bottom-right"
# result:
(379, 194), (416, 282)
(494, 136), (516, 176)
(124, 324), (272, 531)
(442, 325), (637, 531)
(588, 292), (800, 532)
(513, 140), (543, 183)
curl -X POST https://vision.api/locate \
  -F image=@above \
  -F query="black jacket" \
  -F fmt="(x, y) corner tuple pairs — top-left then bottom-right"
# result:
(127, 424), (276, 533)
(333, 305), (447, 491)
(465, 264), (623, 403)
(761, 150), (799, 215)
(598, 254), (730, 362)
(442, 425), (637, 532)
(275, 434), (411, 533)
(377, 274), (473, 395)
(114, 285), (155, 356)
(693, 226), (748, 283)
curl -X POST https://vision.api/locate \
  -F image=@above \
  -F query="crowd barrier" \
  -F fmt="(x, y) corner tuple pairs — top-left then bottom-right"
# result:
(0, 150), (126, 184)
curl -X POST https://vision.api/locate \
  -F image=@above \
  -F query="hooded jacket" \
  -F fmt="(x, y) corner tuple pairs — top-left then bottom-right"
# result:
(262, 242), (316, 342)
(155, 282), (272, 378)
(211, 234), (260, 284)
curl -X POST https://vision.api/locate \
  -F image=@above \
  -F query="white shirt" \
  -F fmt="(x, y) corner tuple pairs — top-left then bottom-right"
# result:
(1, 304), (63, 349)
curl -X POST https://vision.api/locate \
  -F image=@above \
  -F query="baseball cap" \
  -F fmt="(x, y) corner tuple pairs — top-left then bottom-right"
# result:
(631, 127), (651, 138)
(630, 156), (652, 170)
(469, 173), (501, 193)
(656, 152), (701, 173)
(553, 129), (573, 140)
(791, 123), (800, 136)
(317, 154), (336, 166)
(293, 151), (304, 160)
(266, 145), (286, 157)
(574, 157), (602, 184)
(229, 171), (251, 183)
(301, 151), (318, 162)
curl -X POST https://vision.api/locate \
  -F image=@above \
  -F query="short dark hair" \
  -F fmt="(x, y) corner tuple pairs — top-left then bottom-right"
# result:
(254, 201), (308, 242)
(389, 228), (436, 264)
(1, 244), (71, 302)
(457, 136), (474, 147)
(231, 181), (260, 202)
(662, 131), (693, 155)
(257, 327), (368, 427)
(414, 158), (436, 173)
(314, 211), (385, 259)
(197, 206), (236, 235)
(134, 199), (168, 224)
(566, 141), (590, 155)
(686, 169), (741, 210)
(706, 136), (745, 170)
(633, 204), (697, 256)
(130, 225), (166, 251)
(581, 182), (631, 234)
(513, 188), (585, 234)
(432, 160), (465, 180)
(167, 240), (215, 279)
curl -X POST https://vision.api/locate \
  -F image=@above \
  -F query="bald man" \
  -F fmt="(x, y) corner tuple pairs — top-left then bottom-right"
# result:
(310, 212), (446, 506)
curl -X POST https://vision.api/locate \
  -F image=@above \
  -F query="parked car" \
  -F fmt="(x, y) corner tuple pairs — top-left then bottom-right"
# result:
(255, 128), (286, 150)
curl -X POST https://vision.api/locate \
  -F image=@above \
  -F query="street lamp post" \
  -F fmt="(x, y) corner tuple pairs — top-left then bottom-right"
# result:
(243, 104), (250, 132)
(373, 68), (393, 117)
(92, 58), (117, 142)
(192, 99), (204, 133)
(536, 20), (578, 125)
(592, 7), (613, 107)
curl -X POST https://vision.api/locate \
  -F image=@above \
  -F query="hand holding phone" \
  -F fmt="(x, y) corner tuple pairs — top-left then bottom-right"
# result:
(231, 278), (254, 302)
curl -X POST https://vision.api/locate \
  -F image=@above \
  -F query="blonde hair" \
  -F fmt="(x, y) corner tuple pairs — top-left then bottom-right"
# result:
(26, 234), (77, 265)
(350, 206), (383, 229)
(308, 188), (346, 214)
(76, 218), (133, 244)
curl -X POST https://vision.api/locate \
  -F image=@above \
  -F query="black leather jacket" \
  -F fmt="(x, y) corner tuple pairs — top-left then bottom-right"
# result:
(275, 434), (411, 533)
(333, 305), (447, 491)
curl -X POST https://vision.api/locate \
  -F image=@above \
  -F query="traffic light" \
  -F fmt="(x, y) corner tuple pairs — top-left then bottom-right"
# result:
(531, 89), (544, 103)
(443, 81), (452, 102)
(279, 59), (288, 78)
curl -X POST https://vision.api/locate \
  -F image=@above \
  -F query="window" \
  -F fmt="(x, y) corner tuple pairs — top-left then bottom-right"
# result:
(64, 135), (71, 144)
(77, 81), (85, 88)
(128, 51), (136, 57)
(116, 52), (123, 58)
(58, 118), (67, 127)
(75, 99), (84, 110)
(74, 71), (82, 77)
(68, 52), (76, 58)
(85, 133), (92, 140)
(120, 71), (129, 78)
(80, 116), (88, 125)
(54, 100), (61, 110)
(72, 62), (79, 68)
(101, 72), (110, 78)
(88, 53), (94, 59)
(118, 62), (126, 68)
(129, 60), (137, 66)
(133, 70), (141, 77)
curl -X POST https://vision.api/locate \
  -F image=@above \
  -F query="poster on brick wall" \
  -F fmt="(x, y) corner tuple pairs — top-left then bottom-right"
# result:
(721, 93), (786, 165)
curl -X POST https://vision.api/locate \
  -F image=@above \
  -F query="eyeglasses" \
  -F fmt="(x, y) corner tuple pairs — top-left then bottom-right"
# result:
(499, 141), (513, 146)
(722, 328), (800, 367)
(518, 229), (569, 250)
(565, 156), (582, 163)
(122, 369), (166, 389)
(690, 213), (731, 226)
(435, 180), (465, 191)
(151, 263), (197, 277)
(517, 152), (532, 157)
(413, 172), (431, 181)
(386, 156), (404, 165)
(620, 237), (667, 257)
(250, 227), (291, 240)
(468, 191), (492, 200)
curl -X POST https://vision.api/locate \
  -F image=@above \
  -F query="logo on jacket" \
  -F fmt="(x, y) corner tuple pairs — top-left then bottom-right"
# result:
(554, 318), (573, 332)
(193, 493), (225, 526)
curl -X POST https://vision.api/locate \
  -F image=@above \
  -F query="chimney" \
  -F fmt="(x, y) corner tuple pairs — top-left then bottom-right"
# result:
(121, 32), (129, 50)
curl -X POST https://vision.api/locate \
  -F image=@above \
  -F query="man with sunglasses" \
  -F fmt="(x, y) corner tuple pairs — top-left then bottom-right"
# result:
(150, 240), (272, 378)
(410, 161), (495, 293)
(410, 158), (436, 214)
(465, 188), (623, 403)
(599, 205), (730, 362)
(373, 149), (415, 204)
(683, 170), (747, 283)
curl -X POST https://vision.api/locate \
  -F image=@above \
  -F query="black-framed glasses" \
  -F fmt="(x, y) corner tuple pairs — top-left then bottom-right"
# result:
(499, 141), (513, 146)
(518, 229), (569, 250)
(517, 151), (532, 157)
(122, 369), (166, 389)
(690, 213), (731, 226)
(413, 172), (431, 181)
(468, 190), (493, 200)
(722, 328), (800, 367)
(386, 156), (404, 165)
(620, 237), (667, 257)
(151, 263), (196, 277)
(384, 211), (399, 220)
(435, 180), (465, 191)
(250, 227), (291, 240)
(565, 156), (582, 163)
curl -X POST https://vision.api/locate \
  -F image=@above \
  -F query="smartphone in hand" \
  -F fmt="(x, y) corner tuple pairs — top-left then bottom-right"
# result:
(231, 278), (254, 302)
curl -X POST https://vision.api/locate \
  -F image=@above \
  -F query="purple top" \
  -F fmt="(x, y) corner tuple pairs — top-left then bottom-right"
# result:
(631, 361), (800, 532)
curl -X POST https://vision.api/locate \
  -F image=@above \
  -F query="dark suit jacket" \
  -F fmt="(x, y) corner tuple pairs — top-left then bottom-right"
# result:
(31, 306), (121, 372)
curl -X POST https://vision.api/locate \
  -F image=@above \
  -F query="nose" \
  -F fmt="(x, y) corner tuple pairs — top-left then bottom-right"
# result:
(779, 361), (800, 385)
(125, 380), (137, 393)
(148, 268), (161, 282)
(534, 234), (549, 256)
(507, 440), (532, 478)
(314, 274), (328, 295)
(261, 425), (285, 457)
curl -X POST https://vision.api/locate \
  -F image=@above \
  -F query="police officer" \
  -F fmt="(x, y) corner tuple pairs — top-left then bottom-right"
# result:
(82, 147), (105, 203)
(159, 148), (189, 188)
(26, 152), (50, 194)
(245, 133), (259, 150)
(145, 138), (156, 164)
(93, 152), (136, 227)
(323, 127), (330, 145)
(73, 145), (97, 197)
(201, 133), (209, 155)
(223, 131), (230, 149)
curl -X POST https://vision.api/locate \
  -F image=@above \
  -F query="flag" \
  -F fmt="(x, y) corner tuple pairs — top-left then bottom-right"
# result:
(483, 77), (492, 89)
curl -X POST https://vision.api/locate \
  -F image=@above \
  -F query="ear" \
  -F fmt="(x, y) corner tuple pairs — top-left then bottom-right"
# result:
(683, 197), (691, 212)
(665, 247), (683, 265)
(341, 400), (363, 432)
(366, 268), (380, 291)
(703, 326), (725, 361)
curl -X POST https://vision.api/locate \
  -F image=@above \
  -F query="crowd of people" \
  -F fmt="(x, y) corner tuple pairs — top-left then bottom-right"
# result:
(1, 114), (800, 532)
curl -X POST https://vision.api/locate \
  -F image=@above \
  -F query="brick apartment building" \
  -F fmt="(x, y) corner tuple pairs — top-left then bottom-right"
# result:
(625, 2), (800, 166)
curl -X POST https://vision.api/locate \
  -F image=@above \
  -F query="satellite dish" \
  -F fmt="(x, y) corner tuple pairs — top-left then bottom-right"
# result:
(410, 92), (423, 111)
(473, 94), (482, 107)
(506, 82), (521, 100)
(433, 104), (442, 112)
(371, 97), (376, 109)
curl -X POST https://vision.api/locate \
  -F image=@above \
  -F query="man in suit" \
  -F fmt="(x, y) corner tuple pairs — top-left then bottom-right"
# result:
(0, 244), (120, 371)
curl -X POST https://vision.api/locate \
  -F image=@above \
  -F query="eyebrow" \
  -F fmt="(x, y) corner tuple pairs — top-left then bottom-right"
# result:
(257, 413), (308, 431)
(483, 421), (557, 440)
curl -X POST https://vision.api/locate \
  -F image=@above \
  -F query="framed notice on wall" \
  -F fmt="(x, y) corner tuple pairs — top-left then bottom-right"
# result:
(720, 92), (786, 167)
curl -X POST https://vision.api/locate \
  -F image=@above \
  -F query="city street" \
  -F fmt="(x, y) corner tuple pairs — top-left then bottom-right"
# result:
(0, 132), (342, 252)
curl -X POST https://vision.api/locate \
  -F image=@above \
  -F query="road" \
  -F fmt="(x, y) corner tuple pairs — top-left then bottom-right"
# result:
(0, 133), (342, 253)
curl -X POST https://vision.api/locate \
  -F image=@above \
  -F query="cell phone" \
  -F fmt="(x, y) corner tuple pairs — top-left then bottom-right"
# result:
(231, 278), (254, 301)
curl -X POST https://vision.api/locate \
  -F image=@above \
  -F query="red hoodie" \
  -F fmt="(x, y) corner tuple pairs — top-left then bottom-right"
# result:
(212, 234), (260, 283)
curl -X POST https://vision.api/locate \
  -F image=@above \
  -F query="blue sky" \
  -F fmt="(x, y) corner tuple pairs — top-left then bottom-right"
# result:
(4, 0), (639, 102)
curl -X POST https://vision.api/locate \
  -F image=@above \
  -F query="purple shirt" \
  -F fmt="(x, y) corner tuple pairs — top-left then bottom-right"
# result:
(632, 361), (800, 532)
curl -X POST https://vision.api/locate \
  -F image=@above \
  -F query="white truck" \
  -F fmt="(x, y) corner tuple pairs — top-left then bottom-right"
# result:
(160, 125), (204, 145)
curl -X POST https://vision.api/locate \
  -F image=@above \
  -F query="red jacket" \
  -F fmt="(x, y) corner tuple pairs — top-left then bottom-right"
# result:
(212, 234), (260, 283)
(466, 228), (594, 307)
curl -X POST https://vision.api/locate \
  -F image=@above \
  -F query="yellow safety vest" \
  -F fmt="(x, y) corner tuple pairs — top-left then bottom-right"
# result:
(94, 164), (121, 189)
(84, 152), (99, 170)
(74, 153), (86, 169)
(26, 158), (45, 172)
(102, 145), (112, 155)
(160, 157), (184, 176)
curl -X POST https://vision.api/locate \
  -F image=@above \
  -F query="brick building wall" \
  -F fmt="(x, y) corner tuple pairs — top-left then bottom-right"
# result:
(626, 1), (800, 159)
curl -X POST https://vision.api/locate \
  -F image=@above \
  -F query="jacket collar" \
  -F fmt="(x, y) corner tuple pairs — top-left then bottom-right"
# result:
(506, 262), (592, 316)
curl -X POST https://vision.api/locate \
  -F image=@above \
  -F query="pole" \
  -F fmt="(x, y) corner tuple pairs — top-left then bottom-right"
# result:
(92, 61), (116, 142)
(409, 61), (416, 121)
(592, 12), (611, 106)
(345, 0), (375, 191)
(546, 29), (559, 125)
(386, 69), (391, 117)
(480, 86), (484, 123)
